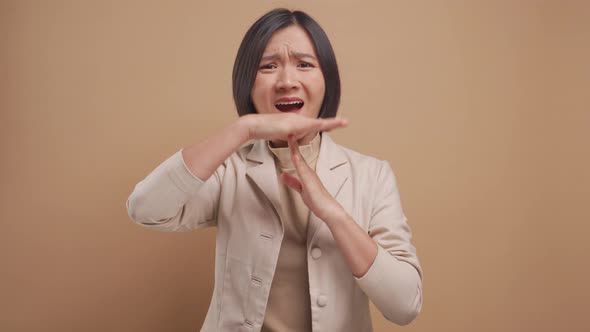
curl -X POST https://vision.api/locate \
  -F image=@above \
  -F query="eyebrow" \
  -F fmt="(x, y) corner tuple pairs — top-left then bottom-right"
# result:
(260, 51), (317, 62)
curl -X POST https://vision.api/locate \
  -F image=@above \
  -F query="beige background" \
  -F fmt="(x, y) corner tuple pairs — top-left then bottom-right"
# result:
(2, 0), (589, 331)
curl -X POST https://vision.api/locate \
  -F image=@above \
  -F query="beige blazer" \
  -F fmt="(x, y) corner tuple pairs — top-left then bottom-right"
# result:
(127, 132), (423, 332)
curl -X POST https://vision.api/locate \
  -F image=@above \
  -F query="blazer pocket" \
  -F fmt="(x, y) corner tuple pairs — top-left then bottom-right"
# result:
(218, 256), (252, 330)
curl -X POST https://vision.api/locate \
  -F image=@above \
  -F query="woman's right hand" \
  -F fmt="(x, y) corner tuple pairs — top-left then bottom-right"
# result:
(241, 113), (348, 141)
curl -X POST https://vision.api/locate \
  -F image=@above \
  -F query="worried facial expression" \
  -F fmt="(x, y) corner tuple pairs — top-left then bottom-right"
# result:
(251, 25), (326, 118)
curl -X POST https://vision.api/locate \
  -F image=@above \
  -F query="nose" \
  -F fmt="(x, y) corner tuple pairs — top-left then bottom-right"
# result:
(275, 66), (300, 91)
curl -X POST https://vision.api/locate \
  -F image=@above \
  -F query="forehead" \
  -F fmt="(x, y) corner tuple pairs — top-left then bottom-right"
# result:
(263, 25), (317, 55)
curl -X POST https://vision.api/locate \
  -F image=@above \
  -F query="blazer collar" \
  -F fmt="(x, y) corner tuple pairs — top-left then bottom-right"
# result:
(245, 132), (347, 169)
(245, 132), (349, 239)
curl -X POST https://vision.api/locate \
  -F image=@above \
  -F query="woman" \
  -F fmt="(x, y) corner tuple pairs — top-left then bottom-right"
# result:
(127, 8), (422, 332)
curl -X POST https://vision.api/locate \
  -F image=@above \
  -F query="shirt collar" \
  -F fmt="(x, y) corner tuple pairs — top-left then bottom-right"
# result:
(267, 132), (321, 169)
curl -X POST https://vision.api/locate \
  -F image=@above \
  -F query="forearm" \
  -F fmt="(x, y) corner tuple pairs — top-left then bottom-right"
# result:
(324, 207), (378, 278)
(325, 208), (421, 325)
(182, 115), (251, 180)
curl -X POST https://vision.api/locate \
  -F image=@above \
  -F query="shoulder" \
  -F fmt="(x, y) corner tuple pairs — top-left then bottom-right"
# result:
(329, 137), (401, 190)
(332, 140), (389, 175)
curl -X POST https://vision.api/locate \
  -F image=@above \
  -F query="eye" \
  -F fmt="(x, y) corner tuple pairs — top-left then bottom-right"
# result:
(298, 62), (314, 68)
(259, 64), (277, 70)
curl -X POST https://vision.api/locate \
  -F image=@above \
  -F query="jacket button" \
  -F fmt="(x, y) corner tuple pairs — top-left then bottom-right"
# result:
(317, 295), (327, 307)
(311, 247), (322, 259)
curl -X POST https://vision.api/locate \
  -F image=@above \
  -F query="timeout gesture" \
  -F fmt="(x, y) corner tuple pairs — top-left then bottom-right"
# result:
(280, 134), (345, 223)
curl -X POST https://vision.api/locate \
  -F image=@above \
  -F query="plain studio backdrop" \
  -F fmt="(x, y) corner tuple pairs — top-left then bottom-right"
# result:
(1, 1), (589, 331)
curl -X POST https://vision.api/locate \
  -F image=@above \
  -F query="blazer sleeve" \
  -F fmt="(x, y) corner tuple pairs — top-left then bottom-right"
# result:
(126, 149), (225, 232)
(354, 160), (423, 326)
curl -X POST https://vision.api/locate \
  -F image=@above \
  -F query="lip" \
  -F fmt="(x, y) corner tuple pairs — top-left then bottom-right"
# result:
(275, 96), (304, 104)
(274, 96), (305, 113)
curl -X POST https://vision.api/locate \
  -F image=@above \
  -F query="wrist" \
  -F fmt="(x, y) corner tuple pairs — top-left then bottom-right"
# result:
(321, 202), (348, 226)
(236, 115), (255, 142)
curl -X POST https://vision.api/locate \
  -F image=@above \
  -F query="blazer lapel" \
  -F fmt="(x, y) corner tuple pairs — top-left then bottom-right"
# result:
(245, 139), (283, 227)
(307, 132), (349, 243)
(244, 133), (349, 243)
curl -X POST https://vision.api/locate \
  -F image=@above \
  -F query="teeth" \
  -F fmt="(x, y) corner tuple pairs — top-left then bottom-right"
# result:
(275, 101), (303, 106)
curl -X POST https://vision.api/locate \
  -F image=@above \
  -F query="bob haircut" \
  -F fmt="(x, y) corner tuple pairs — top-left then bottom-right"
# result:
(232, 8), (341, 119)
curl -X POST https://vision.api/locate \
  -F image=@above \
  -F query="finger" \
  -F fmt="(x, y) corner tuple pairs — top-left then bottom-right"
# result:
(280, 172), (303, 193)
(288, 135), (313, 179)
(316, 117), (348, 132)
(287, 134), (302, 165)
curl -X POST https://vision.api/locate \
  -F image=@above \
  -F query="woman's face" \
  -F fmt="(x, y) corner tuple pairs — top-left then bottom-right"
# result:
(251, 25), (326, 119)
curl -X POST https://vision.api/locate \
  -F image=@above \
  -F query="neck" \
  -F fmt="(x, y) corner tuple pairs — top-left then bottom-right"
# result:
(269, 131), (319, 148)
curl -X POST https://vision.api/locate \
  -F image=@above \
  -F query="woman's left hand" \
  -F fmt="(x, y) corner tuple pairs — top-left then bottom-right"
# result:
(282, 135), (380, 280)
(280, 135), (344, 223)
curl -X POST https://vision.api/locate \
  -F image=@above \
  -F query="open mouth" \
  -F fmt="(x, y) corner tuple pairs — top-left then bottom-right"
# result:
(275, 101), (304, 112)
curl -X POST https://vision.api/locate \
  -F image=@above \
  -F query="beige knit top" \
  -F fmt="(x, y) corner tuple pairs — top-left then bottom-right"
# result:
(261, 132), (321, 332)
